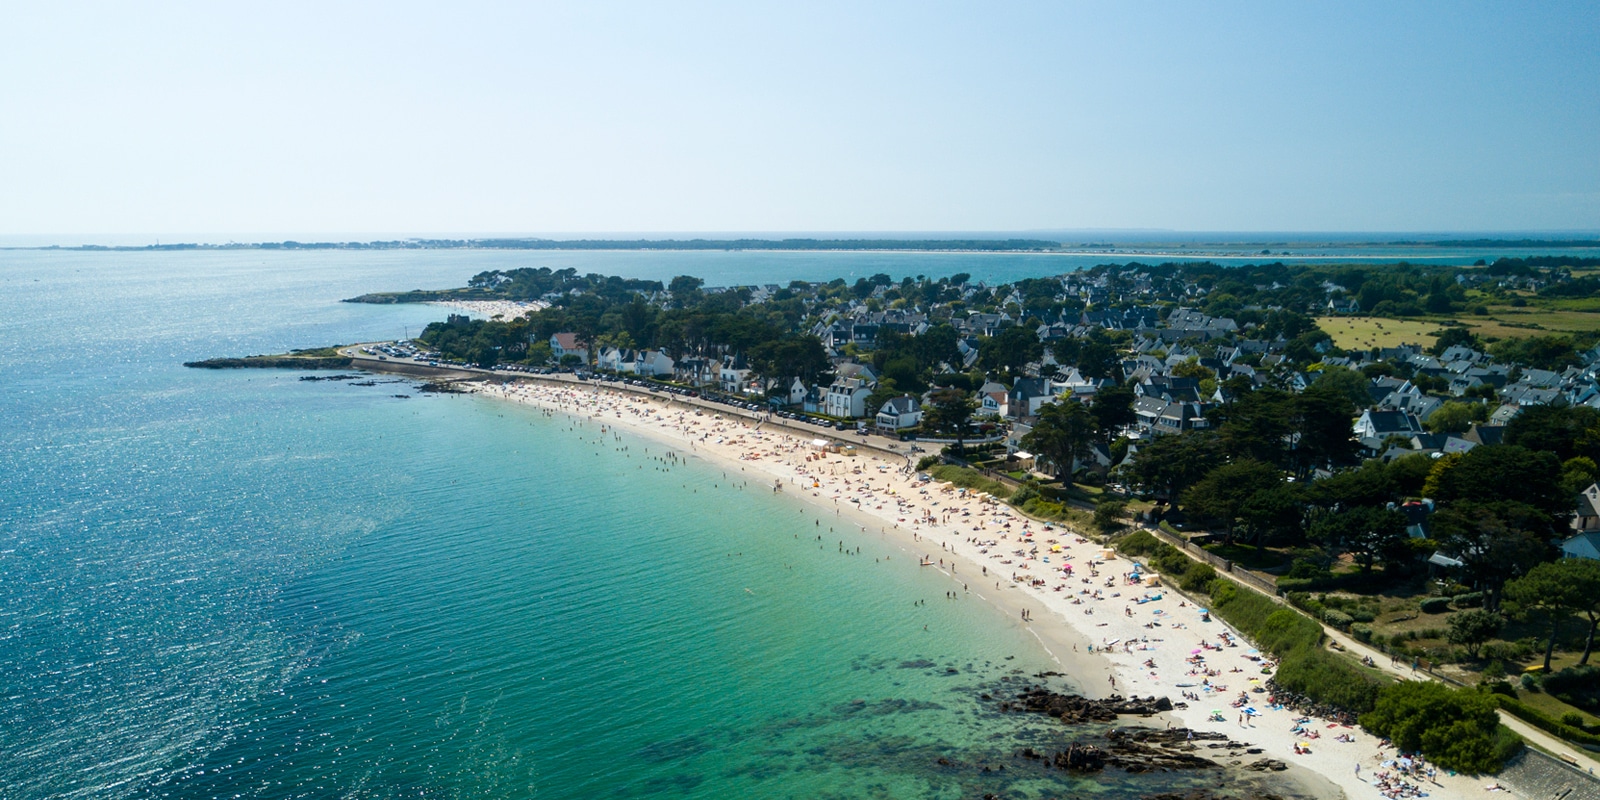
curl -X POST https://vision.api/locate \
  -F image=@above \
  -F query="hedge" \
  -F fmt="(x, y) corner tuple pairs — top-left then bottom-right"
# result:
(1207, 581), (1383, 712)
(1420, 597), (1452, 614)
(1452, 592), (1484, 608)
(1495, 695), (1600, 747)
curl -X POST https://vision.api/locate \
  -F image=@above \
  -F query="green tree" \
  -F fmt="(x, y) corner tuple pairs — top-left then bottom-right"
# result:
(1211, 387), (1295, 467)
(923, 388), (978, 453)
(1309, 505), (1408, 572)
(1359, 681), (1509, 774)
(1507, 559), (1600, 667)
(1022, 400), (1097, 479)
(1504, 404), (1600, 463)
(977, 325), (1042, 376)
(1386, 452), (1435, 497)
(1088, 384), (1136, 443)
(1433, 502), (1552, 612)
(1427, 445), (1567, 521)
(1171, 356), (1214, 382)
(1426, 401), (1484, 434)
(1182, 460), (1282, 540)
(1117, 431), (1224, 508)
(1093, 500), (1128, 536)
(1310, 365), (1372, 410)
(1236, 484), (1306, 548)
(1053, 331), (1121, 380)
(1504, 560), (1589, 671)
(1446, 609), (1503, 660)
(1291, 383), (1361, 475)
(1429, 327), (1480, 356)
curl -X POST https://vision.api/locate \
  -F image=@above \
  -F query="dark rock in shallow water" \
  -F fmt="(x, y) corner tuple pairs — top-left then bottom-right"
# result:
(417, 380), (466, 393)
(1006, 687), (1172, 723)
(184, 355), (352, 369)
(1244, 758), (1288, 772)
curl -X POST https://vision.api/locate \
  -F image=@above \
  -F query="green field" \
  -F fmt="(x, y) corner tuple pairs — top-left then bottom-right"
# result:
(1462, 308), (1600, 338)
(1315, 316), (1444, 350)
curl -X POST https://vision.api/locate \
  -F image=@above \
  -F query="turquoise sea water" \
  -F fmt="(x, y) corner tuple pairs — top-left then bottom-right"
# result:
(1, 250), (1317, 799)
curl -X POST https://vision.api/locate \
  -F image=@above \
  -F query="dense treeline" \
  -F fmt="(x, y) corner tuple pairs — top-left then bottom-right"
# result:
(1115, 403), (1600, 617)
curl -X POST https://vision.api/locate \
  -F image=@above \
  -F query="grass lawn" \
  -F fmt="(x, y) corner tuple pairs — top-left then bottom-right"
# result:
(1463, 308), (1600, 336)
(1315, 316), (1445, 350)
(1200, 542), (1291, 571)
(1515, 687), (1600, 728)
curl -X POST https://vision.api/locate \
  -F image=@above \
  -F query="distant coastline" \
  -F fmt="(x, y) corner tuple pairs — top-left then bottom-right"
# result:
(9, 235), (1600, 254)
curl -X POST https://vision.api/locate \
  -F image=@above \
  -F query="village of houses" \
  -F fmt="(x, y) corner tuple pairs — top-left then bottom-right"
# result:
(513, 264), (1600, 563)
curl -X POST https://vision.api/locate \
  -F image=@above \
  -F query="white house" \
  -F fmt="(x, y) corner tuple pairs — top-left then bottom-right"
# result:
(875, 395), (922, 431)
(596, 347), (637, 373)
(824, 376), (874, 418)
(635, 350), (675, 378)
(784, 377), (810, 406)
(720, 355), (752, 394)
(1353, 409), (1423, 440)
(980, 390), (1009, 418)
(1573, 483), (1600, 535)
(550, 333), (588, 364)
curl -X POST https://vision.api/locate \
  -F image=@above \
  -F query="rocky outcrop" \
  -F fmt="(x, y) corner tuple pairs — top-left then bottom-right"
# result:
(184, 354), (351, 369)
(1000, 687), (1172, 723)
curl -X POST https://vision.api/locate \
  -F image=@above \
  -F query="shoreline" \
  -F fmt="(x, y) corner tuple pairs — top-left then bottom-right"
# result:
(466, 377), (1499, 800)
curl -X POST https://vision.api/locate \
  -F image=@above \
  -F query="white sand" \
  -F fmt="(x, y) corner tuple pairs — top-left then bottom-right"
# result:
(474, 377), (1500, 800)
(428, 299), (547, 320)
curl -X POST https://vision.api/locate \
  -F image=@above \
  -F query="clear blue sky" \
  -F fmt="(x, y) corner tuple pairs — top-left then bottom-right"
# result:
(2, 1), (1596, 236)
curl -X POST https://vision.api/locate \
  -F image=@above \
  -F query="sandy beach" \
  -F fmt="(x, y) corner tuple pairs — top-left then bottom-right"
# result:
(474, 377), (1504, 800)
(428, 299), (548, 320)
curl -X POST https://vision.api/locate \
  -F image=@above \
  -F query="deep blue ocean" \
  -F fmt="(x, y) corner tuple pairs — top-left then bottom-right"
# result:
(0, 248), (1400, 799)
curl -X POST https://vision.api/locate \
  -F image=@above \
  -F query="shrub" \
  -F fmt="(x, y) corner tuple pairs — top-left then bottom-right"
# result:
(1360, 681), (1511, 774)
(1542, 665), (1600, 713)
(1541, 665), (1600, 696)
(1482, 640), (1534, 663)
(1276, 649), (1382, 712)
(1352, 623), (1374, 644)
(1561, 712), (1586, 729)
(1323, 609), (1354, 630)
(1093, 500), (1128, 536)
(1286, 591), (1324, 616)
(1419, 597), (1451, 614)
(1483, 679), (1516, 697)
(928, 465), (1012, 499)
(1009, 485), (1040, 506)
(1180, 562), (1218, 593)
(915, 455), (940, 471)
(1520, 674), (1540, 692)
(1117, 530), (1160, 556)
(1349, 607), (1378, 623)
(1452, 592), (1484, 608)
